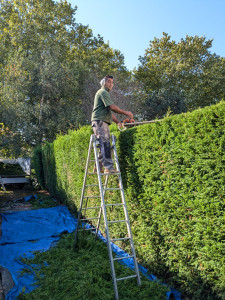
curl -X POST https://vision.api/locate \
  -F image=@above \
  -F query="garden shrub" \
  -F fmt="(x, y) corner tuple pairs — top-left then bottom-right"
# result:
(32, 146), (45, 189)
(33, 101), (225, 299)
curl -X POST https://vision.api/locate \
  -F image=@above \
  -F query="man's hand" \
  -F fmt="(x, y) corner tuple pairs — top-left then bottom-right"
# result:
(125, 111), (133, 119)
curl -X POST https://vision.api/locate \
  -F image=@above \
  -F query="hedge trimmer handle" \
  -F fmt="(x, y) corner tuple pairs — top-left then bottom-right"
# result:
(118, 118), (135, 131)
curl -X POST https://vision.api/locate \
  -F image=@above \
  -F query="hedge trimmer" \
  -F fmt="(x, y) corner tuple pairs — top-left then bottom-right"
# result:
(118, 118), (161, 130)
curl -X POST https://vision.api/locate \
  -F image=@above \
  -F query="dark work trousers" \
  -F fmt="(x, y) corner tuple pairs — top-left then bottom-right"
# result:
(91, 120), (114, 170)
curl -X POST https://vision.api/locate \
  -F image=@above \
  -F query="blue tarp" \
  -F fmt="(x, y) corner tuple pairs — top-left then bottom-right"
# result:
(0, 203), (181, 300)
(0, 206), (77, 299)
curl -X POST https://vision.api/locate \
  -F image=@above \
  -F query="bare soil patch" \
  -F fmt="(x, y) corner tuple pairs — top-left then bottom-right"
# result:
(0, 185), (49, 204)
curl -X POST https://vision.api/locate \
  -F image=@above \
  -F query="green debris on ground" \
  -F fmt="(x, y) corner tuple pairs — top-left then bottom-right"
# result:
(28, 194), (59, 209)
(18, 232), (168, 300)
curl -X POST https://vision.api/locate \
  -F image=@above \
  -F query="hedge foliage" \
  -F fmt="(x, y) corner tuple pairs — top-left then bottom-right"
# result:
(34, 101), (225, 299)
(32, 146), (45, 189)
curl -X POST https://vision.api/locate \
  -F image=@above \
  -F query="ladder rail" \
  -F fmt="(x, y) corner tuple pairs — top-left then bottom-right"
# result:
(74, 135), (94, 245)
(112, 135), (141, 286)
(92, 135), (119, 300)
(87, 136), (110, 237)
(95, 173), (109, 237)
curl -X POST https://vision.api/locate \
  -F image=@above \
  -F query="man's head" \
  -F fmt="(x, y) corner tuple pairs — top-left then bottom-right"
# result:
(100, 75), (114, 91)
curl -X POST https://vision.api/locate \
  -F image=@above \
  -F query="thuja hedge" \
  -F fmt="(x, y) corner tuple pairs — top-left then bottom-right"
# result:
(34, 101), (225, 299)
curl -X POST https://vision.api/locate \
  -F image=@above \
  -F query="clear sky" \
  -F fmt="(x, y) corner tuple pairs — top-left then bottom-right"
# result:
(68, 0), (225, 71)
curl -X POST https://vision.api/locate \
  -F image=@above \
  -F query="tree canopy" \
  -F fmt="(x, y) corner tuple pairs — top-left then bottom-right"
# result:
(135, 33), (225, 119)
(0, 0), (129, 156)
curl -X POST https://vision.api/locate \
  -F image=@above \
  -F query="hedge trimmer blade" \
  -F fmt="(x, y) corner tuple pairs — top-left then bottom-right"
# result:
(118, 119), (161, 131)
(123, 120), (162, 127)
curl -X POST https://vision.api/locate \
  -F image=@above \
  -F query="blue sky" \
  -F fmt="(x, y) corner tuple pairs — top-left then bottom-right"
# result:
(68, 0), (225, 71)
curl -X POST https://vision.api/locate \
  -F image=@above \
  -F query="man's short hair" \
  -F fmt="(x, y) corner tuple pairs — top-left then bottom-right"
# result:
(100, 75), (114, 87)
(105, 75), (113, 80)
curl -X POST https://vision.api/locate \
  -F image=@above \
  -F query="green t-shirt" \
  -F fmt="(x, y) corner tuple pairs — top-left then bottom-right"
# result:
(91, 87), (114, 124)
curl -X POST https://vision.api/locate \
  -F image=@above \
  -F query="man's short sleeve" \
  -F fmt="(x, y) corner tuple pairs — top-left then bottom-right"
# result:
(101, 90), (113, 107)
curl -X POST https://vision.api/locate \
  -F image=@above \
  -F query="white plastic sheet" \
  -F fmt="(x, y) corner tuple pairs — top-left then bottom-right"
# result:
(0, 158), (31, 175)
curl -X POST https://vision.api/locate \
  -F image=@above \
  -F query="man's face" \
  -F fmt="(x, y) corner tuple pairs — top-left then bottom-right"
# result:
(105, 78), (114, 91)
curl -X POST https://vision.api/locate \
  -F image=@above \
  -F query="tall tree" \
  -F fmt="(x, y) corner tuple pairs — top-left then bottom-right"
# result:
(0, 0), (130, 156)
(135, 33), (225, 119)
(0, 0), (82, 146)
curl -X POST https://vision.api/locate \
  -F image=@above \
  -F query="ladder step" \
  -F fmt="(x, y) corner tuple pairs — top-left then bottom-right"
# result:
(101, 172), (120, 176)
(90, 159), (102, 162)
(116, 275), (137, 281)
(108, 220), (127, 224)
(87, 171), (120, 176)
(88, 172), (104, 175)
(113, 255), (134, 261)
(110, 237), (130, 242)
(105, 203), (124, 207)
(78, 228), (96, 231)
(104, 188), (121, 191)
(83, 196), (100, 198)
(80, 217), (100, 221)
(89, 159), (115, 162)
(78, 227), (97, 231)
(82, 206), (102, 210)
(84, 184), (107, 187)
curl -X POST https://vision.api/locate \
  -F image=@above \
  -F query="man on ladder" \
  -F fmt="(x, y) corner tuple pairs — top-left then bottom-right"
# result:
(91, 75), (133, 174)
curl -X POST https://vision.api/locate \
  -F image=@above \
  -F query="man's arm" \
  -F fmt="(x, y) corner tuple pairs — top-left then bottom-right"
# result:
(112, 114), (120, 124)
(109, 104), (133, 119)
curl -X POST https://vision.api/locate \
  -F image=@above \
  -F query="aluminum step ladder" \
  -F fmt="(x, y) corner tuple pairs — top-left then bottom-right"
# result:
(0, 176), (6, 192)
(74, 134), (141, 300)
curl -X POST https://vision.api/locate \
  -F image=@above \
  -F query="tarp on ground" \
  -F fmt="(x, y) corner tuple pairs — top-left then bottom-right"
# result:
(0, 206), (76, 299)
(0, 204), (181, 300)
